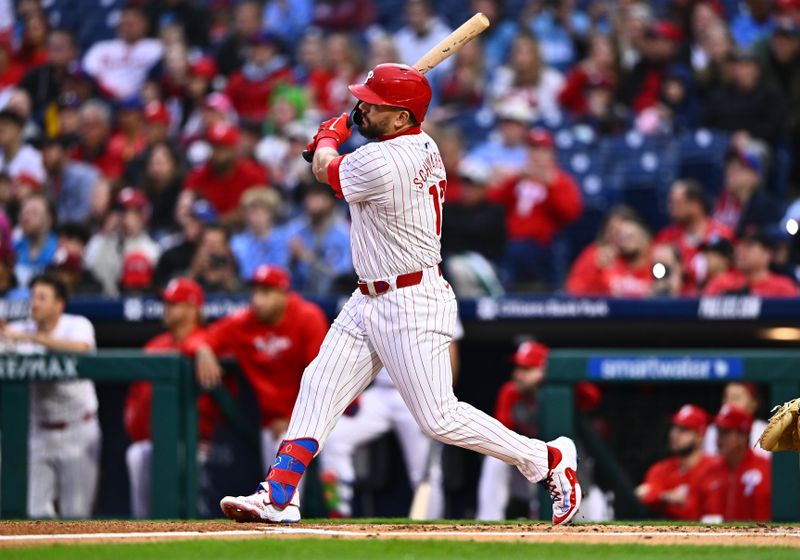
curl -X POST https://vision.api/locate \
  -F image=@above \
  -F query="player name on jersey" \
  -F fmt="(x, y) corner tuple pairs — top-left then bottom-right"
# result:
(0, 354), (80, 380)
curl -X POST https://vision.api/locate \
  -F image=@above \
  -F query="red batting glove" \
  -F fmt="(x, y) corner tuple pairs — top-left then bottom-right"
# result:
(315, 113), (352, 149)
(303, 113), (352, 161)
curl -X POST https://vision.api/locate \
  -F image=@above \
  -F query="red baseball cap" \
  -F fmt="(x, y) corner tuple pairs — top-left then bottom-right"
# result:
(714, 404), (753, 433)
(163, 277), (205, 306)
(671, 404), (710, 433)
(121, 252), (153, 290)
(513, 341), (549, 368)
(144, 101), (170, 125)
(206, 121), (239, 147)
(117, 187), (150, 213)
(527, 128), (554, 149)
(251, 264), (290, 290)
(190, 57), (218, 80)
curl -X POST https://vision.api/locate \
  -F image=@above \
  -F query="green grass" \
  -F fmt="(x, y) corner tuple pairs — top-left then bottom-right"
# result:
(2, 539), (798, 560)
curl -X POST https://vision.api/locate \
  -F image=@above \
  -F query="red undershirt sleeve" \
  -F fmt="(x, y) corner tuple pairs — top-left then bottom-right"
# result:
(327, 155), (345, 198)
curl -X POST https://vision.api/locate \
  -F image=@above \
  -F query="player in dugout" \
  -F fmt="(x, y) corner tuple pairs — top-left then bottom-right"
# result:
(711, 404), (772, 522)
(194, 264), (328, 471)
(636, 404), (726, 522)
(124, 277), (235, 518)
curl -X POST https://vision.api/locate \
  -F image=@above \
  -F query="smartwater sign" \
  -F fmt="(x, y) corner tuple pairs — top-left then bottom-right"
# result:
(588, 356), (744, 381)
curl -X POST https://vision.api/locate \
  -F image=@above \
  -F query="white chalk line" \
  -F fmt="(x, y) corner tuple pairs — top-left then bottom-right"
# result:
(267, 527), (800, 539)
(1, 527), (799, 544)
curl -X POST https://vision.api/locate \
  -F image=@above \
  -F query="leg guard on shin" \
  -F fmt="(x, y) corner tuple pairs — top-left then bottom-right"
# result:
(262, 438), (319, 508)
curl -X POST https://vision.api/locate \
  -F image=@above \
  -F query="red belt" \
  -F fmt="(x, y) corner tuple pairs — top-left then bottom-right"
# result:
(358, 266), (440, 296)
(38, 412), (96, 430)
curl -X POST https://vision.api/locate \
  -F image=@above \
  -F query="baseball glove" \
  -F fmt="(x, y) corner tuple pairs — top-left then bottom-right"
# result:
(758, 398), (800, 452)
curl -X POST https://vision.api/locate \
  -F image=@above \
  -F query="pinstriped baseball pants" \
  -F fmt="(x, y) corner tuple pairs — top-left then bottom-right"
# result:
(286, 266), (550, 484)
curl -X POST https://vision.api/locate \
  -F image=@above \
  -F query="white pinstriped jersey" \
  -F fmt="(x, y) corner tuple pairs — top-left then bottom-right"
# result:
(337, 130), (447, 281)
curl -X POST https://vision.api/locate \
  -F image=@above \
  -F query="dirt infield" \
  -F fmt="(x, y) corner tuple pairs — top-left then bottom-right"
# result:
(1, 521), (799, 548)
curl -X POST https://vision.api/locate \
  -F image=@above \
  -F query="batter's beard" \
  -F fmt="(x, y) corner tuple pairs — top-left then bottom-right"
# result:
(357, 121), (383, 139)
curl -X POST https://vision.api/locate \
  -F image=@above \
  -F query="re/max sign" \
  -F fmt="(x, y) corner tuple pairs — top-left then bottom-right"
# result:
(0, 356), (79, 380)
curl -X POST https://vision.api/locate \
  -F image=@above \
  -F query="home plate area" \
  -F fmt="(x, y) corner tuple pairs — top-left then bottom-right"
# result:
(1, 521), (799, 548)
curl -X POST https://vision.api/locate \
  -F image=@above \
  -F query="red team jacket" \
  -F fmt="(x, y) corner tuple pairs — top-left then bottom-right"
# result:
(184, 159), (269, 215)
(720, 450), (772, 522)
(489, 170), (583, 246)
(201, 294), (328, 425)
(566, 243), (653, 297)
(639, 455), (726, 521)
(125, 328), (226, 442)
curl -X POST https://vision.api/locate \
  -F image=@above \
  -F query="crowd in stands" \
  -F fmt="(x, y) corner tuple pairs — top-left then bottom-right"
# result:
(0, 0), (799, 299)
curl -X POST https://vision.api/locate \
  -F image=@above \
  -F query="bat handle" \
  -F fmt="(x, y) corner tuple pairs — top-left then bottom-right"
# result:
(302, 149), (313, 162)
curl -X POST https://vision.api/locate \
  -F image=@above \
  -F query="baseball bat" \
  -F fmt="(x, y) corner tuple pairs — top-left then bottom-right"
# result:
(413, 12), (491, 75)
(302, 12), (491, 162)
(409, 440), (439, 520)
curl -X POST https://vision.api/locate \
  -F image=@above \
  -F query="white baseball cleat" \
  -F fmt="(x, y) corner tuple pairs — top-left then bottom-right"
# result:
(220, 483), (301, 523)
(544, 436), (582, 526)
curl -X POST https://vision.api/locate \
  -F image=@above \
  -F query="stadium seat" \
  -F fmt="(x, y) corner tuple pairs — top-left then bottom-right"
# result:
(605, 131), (679, 232)
(677, 128), (730, 199)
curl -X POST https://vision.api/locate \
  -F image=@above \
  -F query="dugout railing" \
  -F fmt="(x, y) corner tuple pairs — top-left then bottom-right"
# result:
(0, 351), (197, 519)
(540, 349), (800, 522)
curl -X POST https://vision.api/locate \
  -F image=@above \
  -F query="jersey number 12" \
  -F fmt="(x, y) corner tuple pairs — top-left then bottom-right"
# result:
(428, 180), (447, 236)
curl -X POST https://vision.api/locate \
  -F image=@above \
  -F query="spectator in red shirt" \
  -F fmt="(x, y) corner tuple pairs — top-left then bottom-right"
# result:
(15, 10), (49, 75)
(0, 42), (26, 88)
(599, 216), (654, 297)
(704, 229), (799, 296)
(656, 179), (734, 290)
(311, 33), (364, 118)
(566, 205), (641, 295)
(476, 340), (547, 520)
(224, 31), (294, 126)
(490, 128), (583, 288)
(636, 404), (726, 522)
(194, 265), (328, 470)
(184, 122), (269, 223)
(558, 34), (618, 118)
(712, 404), (772, 522)
(107, 98), (147, 168)
(124, 278), (230, 518)
(73, 100), (125, 183)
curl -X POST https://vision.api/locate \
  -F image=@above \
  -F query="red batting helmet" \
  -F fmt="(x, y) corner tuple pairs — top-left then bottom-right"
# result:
(348, 63), (432, 123)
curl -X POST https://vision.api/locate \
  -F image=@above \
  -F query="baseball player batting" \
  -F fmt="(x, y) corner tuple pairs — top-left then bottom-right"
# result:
(220, 60), (581, 525)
